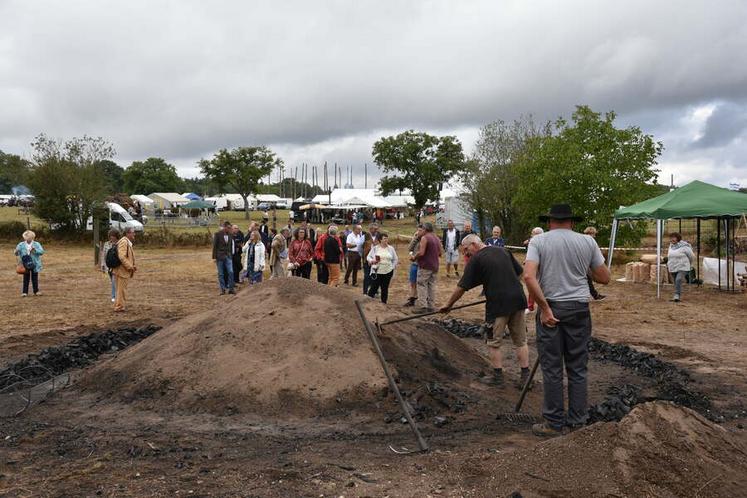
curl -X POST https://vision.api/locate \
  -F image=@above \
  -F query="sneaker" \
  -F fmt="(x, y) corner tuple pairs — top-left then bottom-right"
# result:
(403, 298), (416, 307)
(228, 289), (236, 295)
(111, 298), (116, 303)
(220, 289), (226, 295)
(21, 293), (28, 297)
(34, 291), (42, 296)
(454, 271), (460, 277)
(532, 422), (565, 437)
(594, 295), (606, 301)
(670, 295), (680, 302)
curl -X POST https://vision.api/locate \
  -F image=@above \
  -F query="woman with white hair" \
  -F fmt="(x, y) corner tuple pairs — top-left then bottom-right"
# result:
(14, 230), (45, 296)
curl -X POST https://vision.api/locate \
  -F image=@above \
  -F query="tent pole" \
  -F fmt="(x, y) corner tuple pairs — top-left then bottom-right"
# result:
(696, 218), (701, 285)
(717, 217), (721, 291)
(656, 219), (662, 299)
(734, 218), (738, 292)
(607, 218), (618, 270)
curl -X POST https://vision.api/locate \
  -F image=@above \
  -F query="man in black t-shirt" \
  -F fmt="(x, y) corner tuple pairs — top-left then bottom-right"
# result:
(439, 234), (530, 387)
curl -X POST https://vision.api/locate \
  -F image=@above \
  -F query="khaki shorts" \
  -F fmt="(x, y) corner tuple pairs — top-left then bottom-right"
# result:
(485, 310), (527, 348)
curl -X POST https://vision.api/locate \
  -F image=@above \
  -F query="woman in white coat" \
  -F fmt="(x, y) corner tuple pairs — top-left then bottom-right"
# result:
(667, 232), (694, 302)
(242, 230), (266, 284)
(366, 232), (398, 303)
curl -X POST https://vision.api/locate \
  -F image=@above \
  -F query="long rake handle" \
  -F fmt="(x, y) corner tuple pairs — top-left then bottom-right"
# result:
(514, 355), (540, 413)
(355, 300), (429, 453)
(379, 299), (487, 326)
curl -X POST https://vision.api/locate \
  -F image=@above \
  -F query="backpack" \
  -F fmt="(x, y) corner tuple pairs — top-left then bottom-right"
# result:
(21, 254), (35, 271)
(105, 246), (122, 269)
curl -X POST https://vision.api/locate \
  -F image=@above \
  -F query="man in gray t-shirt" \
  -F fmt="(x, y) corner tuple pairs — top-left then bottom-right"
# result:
(524, 204), (610, 437)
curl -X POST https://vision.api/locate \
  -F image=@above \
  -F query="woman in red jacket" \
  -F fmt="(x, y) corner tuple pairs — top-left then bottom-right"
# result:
(289, 228), (314, 279)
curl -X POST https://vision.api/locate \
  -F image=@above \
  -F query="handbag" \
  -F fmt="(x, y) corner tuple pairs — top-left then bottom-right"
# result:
(16, 263), (26, 275)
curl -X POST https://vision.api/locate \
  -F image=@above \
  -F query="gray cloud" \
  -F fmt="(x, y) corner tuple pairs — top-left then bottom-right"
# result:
(692, 101), (747, 148)
(1, 0), (746, 187)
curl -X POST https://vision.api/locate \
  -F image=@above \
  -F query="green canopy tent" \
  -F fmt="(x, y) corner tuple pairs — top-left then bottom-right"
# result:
(609, 180), (747, 298)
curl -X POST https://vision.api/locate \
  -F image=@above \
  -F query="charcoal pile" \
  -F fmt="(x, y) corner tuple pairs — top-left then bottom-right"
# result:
(434, 318), (486, 339)
(588, 384), (641, 423)
(588, 338), (687, 382)
(0, 325), (160, 391)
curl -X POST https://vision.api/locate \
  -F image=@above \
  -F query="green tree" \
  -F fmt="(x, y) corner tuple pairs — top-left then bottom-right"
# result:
(199, 146), (281, 219)
(461, 116), (550, 241)
(123, 157), (184, 194)
(27, 134), (115, 232)
(96, 159), (125, 193)
(373, 130), (465, 209)
(0, 150), (30, 194)
(514, 106), (663, 245)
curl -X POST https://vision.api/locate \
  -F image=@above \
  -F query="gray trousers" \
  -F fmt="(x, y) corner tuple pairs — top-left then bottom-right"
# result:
(535, 301), (591, 429)
(416, 268), (437, 309)
(673, 270), (688, 298)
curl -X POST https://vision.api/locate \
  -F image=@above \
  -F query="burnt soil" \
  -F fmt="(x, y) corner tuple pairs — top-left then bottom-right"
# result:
(1, 278), (746, 497)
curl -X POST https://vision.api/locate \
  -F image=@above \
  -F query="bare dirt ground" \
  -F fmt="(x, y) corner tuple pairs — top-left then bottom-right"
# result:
(1, 242), (746, 497)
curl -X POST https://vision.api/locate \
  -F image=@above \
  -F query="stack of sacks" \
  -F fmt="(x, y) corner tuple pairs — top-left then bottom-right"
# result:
(625, 262), (651, 282)
(640, 254), (658, 265)
(650, 264), (670, 284)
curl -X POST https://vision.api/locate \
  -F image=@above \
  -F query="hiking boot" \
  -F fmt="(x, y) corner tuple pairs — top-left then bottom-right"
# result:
(566, 423), (586, 433)
(532, 422), (565, 438)
(516, 370), (534, 390)
(478, 372), (504, 387)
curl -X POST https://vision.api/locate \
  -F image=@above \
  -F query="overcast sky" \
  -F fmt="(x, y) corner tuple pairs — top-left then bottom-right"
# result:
(1, 0), (746, 189)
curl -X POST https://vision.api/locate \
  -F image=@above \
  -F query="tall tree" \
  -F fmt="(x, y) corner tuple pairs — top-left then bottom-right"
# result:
(0, 150), (30, 194)
(123, 157), (184, 194)
(96, 159), (125, 193)
(373, 130), (465, 209)
(514, 106), (663, 245)
(199, 146), (281, 219)
(27, 134), (115, 232)
(461, 116), (550, 241)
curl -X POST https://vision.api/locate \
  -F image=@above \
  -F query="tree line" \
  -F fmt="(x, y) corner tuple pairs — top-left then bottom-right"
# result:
(0, 105), (663, 243)
(374, 105), (664, 245)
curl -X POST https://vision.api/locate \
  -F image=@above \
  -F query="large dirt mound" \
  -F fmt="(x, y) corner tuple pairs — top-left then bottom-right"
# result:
(81, 277), (490, 416)
(478, 401), (747, 497)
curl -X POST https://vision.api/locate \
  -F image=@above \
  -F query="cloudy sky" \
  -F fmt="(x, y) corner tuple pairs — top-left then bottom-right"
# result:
(1, 0), (746, 189)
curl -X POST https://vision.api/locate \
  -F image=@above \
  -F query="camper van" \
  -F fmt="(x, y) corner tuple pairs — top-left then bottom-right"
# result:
(105, 202), (144, 232)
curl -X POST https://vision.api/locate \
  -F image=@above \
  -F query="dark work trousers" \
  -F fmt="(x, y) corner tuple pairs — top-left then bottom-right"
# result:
(22, 270), (39, 294)
(232, 252), (243, 284)
(293, 262), (312, 279)
(316, 260), (329, 284)
(362, 262), (371, 295)
(586, 274), (600, 299)
(366, 271), (393, 303)
(535, 300), (592, 429)
(344, 252), (362, 285)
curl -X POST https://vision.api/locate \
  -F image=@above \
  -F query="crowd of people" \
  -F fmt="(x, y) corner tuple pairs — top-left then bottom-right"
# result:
(13, 204), (701, 440)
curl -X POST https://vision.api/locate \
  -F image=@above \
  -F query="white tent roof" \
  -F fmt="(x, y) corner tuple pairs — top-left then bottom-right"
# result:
(384, 195), (415, 207)
(256, 194), (283, 202)
(148, 192), (190, 203)
(311, 188), (395, 208)
(130, 194), (155, 204)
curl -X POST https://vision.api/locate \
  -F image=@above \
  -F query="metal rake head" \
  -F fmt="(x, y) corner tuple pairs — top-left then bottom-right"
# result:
(495, 412), (541, 424)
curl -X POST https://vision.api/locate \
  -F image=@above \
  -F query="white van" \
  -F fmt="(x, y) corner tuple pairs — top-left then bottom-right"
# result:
(105, 202), (144, 232)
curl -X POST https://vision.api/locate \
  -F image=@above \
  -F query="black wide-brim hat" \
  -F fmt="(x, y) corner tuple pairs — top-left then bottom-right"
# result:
(538, 203), (583, 222)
